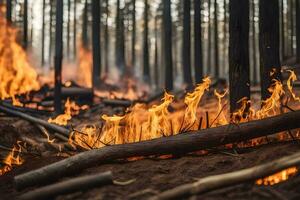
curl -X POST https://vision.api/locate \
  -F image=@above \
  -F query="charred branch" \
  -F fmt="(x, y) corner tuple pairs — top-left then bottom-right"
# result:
(14, 110), (300, 190)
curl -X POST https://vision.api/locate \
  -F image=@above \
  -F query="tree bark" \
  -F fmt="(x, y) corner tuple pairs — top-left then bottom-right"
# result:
(82, 0), (89, 49)
(73, 0), (77, 57)
(214, 0), (219, 77)
(18, 171), (113, 199)
(251, 0), (257, 84)
(54, 0), (64, 114)
(163, 0), (173, 91)
(143, 0), (150, 83)
(104, 0), (109, 73)
(92, 0), (101, 88)
(23, 0), (28, 49)
(296, 0), (300, 62)
(207, 0), (212, 74)
(131, 0), (136, 68)
(6, 0), (12, 23)
(41, 0), (46, 66)
(229, 0), (250, 112)
(151, 151), (300, 200)
(14, 110), (300, 190)
(154, 16), (159, 88)
(67, 0), (71, 58)
(281, 0), (285, 60)
(259, 0), (281, 100)
(194, 0), (203, 83)
(183, 0), (192, 86)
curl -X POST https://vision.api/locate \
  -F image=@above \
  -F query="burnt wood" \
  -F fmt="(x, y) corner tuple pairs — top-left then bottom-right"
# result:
(14, 110), (300, 190)
(18, 171), (112, 200)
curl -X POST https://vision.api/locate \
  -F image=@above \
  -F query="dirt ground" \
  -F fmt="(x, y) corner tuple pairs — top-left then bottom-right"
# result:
(0, 115), (300, 200)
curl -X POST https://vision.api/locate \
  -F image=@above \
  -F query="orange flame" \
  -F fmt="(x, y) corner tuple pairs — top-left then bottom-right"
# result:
(256, 167), (298, 185)
(0, 141), (24, 175)
(48, 98), (88, 126)
(0, 15), (39, 105)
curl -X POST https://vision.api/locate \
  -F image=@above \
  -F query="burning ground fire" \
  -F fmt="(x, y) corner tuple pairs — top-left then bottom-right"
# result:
(0, 142), (23, 175)
(0, 15), (39, 106)
(256, 167), (298, 186)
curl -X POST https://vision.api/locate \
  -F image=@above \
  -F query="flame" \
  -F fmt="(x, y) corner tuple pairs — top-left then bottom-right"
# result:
(48, 98), (87, 126)
(256, 167), (298, 185)
(286, 70), (300, 102)
(0, 15), (39, 104)
(0, 141), (24, 175)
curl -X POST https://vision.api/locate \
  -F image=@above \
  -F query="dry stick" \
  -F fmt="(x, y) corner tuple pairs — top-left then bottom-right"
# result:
(18, 171), (112, 200)
(205, 111), (209, 128)
(0, 105), (70, 137)
(149, 151), (300, 200)
(209, 103), (227, 127)
(14, 111), (300, 190)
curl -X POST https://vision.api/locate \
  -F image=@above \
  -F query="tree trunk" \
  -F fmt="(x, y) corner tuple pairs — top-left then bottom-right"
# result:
(6, 0), (12, 23)
(163, 0), (173, 91)
(207, 0), (212, 74)
(92, 0), (101, 89)
(82, 0), (89, 49)
(214, 0), (219, 77)
(251, 0), (257, 84)
(194, 0), (203, 83)
(23, 0), (28, 49)
(259, 0), (281, 100)
(73, 0), (77, 57)
(143, 0), (150, 83)
(281, 0), (285, 60)
(154, 16), (159, 88)
(131, 0), (136, 68)
(104, 0), (109, 73)
(183, 0), (192, 86)
(54, 0), (64, 114)
(290, 0), (294, 56)
(296, 0), (300, 62)
(67, 0), (71, 58)
(49, 0), (53, 66)
(41, 0), (46, 66)
(229, 0), (250, 113)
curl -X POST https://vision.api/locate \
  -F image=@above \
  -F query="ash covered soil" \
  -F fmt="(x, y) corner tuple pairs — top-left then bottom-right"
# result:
(0, 115), (300, 200)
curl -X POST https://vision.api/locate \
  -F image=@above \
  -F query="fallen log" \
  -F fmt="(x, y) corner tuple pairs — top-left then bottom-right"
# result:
(18, 171), (112, 200)
(0, 101), (50, 115)
(0, 105), (70, 137)
(150, 151), (300, 200)
(102, 98), (132, 107)
(14, 110), (300, 190)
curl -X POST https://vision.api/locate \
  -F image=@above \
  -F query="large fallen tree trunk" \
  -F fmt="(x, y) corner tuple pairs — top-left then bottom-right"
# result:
(18, 171), (112, 200)
(0, 105), (70, 137)
(150, 151), (300, 200)
(14, 110), (300, 190)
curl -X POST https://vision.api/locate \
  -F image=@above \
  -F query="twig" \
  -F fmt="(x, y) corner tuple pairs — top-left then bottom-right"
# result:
(205, 111), (209, 129)
(209, 103), (227, 127)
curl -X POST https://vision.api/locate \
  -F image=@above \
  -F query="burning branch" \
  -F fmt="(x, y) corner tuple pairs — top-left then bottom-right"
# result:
(14, 110), (300, 190)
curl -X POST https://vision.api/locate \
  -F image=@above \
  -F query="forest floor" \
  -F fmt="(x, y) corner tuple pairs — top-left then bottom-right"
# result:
(1, 69), (300, 199)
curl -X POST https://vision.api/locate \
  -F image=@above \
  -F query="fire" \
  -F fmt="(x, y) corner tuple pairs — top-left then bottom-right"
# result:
(256, 167), (298, 185)
(286, 70), (300, 102)
(48, 98), (88, 126)
(0, 141), (24, 175)
(0, 15), (39, 105)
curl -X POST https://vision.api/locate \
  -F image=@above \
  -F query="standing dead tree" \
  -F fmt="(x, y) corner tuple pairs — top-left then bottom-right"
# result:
(92, 0), (101, 88)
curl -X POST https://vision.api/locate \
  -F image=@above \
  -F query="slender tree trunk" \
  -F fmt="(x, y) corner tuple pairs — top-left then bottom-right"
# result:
(259, 0), (281, 100)
(163, 0), (173, 91)
(290, 0), (294, 56)
(222, 0), (227, 75)
(49, 0), (53, 66)
(183, 0), (192, 86)
(67, 0), (71, 58)
(154, 16), (159, 88)
(41, 0), (46, 66)
(207, 0), (212, 74)
(251, 0), (257, 84)
(194, 0), (203, 83)
(73, 0), (77, 57)
(131, 0), (136, 68)
(82, 0), (89, 48)
(296, 0), (300, 62)
(143, 0), (150, 83)
(92, 0), (101, 89)
(54, 0), (64, 114)
(6, 0), (12, 23)
(104, 0), (109, 73)
(229, 0), (250, 113)
(119, 8), (126, 72)
(281, 0), (285, 60)
(214, 0), (219, 77)
(23, 0), (28, 49)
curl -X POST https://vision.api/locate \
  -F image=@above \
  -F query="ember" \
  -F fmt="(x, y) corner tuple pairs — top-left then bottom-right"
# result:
(256, 167), (298, 186)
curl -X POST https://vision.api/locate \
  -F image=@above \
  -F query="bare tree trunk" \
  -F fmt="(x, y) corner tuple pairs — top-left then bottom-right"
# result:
(82, 0), (89, 49)
(290, 0), (295, 57)
(54, 0), (64, 114)
(6, 0), (12, 23)
(281, 0), (285, 60)
(259, 0), (281, 100)
(214, 0), (219, 77)
(207, 0), (212, 74)
(183, 0), (192, 86)
(154, 16), (159, 88)
(23, 0), (28, 49)
(104, 0), (109, 73)
(143, 0), (150, 83)
(41, 0), (46, 66)
(251, 0), (257, 84)
(222, 0), (227, 74)
(67, 0), (71, 58)
(163, 0), (173, 91)
(92, 0), (101, 89)
(229, 0), (250, 113)
(131, 0), (136, 68)
(296, 0), (300, 62)
(49, 0), (53, 66)
(194, 0), (203, 83)
(73, 0), (77, 57)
